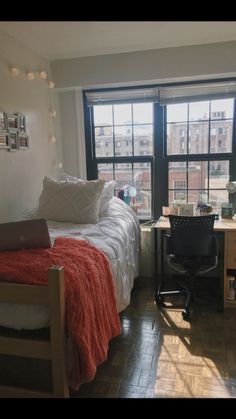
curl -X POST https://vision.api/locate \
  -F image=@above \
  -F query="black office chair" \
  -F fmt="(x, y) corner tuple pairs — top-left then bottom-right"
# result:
(155, 214), (218, 321)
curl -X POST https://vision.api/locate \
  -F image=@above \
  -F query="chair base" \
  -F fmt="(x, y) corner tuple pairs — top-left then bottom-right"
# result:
(155, 281), (192, 321)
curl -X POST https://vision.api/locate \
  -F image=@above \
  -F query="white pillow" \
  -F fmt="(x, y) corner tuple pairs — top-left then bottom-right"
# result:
(99, 180), (116, 217)
(60, 173), (116, 217)
(60, 173), (82, 183)
(37, 176), (105, 223)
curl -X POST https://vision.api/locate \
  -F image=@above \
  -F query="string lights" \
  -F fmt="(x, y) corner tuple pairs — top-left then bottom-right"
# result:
(39, 70), (47, 79)
(9, 66), (20, 76)
(49, 107), (56, 117)
(9, 66), (55, 88)
(8, 64), (63, 171)
(49, 135), (56, 144)
(26, 71), (35, 80)
(48, 80), (55, 89)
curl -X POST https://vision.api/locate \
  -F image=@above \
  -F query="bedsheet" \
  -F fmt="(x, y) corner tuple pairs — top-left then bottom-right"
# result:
(0, 197), (140, 330)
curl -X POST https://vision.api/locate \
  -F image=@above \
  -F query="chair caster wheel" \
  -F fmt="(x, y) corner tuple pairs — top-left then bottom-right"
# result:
(182, 310), (190, 321)
(155, 295), (165, 307)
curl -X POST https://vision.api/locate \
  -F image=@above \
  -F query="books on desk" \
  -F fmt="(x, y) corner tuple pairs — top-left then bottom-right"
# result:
(177, 203), (194, 216)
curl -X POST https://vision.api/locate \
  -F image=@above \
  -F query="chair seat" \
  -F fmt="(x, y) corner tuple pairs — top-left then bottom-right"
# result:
(169, 254), (216, 275)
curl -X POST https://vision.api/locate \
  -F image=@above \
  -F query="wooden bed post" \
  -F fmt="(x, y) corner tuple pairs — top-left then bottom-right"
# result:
(0, 266), (69, 398)
(48, 266), (69, 398)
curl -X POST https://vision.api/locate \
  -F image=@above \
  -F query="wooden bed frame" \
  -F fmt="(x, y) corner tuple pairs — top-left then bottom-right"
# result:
(0, 266), (69, 398)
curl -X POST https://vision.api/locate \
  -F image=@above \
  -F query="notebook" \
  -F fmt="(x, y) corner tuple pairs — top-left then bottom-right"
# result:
(0, 218), (51, 252)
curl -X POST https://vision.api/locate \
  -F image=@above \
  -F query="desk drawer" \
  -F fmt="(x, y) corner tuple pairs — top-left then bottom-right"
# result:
(227, 232), (236, 268)
(227, 252), (236, 268)
(227, 232), (236, 249)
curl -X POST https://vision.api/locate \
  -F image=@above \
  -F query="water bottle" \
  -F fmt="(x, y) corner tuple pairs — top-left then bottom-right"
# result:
(124, 187), (130, 205)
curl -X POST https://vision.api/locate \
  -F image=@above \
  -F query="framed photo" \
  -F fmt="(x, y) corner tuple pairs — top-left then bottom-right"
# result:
(8, 130), (18, 151)
(0, 132), (9, 149)
(178, 203), (194, 216)
(17, 113), (26, 133)
(18, 133), (29, 149)
(7, 113), (18, 130)
(0, 111), (7, 131)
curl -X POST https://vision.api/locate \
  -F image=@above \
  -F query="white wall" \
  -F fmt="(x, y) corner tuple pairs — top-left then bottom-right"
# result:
(51, 41), (236, 89)
(51, 41), (236, 179)
(0, 31), (61, 222)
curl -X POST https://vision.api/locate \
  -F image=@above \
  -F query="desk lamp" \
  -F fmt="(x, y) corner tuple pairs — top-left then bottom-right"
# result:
(226, 181), (236, 194)
(225, 181), (236, 218)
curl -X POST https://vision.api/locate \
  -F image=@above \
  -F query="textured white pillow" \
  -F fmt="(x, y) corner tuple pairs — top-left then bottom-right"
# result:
(99, 180), (116, 216)
(60, 173), (116, 217)
(37, 176), (105, 223)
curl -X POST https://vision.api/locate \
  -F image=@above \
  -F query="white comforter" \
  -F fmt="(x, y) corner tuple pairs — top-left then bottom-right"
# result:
(0, 198), (140, 330)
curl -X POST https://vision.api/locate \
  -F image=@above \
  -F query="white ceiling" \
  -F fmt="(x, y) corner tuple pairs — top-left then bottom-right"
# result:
(1, 21), (236, 61)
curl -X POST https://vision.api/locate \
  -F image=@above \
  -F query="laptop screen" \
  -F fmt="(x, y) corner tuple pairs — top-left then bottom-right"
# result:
(0, 218), (51, 252)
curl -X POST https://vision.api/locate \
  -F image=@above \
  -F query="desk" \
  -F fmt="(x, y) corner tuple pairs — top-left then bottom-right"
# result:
(154, 216), (236, 310)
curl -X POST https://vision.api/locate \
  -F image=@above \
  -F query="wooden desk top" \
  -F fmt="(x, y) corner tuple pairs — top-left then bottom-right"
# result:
(154, 216), (236, 232)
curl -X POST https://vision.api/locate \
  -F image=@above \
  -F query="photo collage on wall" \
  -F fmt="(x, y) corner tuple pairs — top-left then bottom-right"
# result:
(0, 111), (29, 152)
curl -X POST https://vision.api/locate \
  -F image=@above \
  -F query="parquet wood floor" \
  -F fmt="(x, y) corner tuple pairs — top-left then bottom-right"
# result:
(72, 276), (236, 398)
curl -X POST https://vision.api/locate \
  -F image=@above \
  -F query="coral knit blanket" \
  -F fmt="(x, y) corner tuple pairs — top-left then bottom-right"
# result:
(0, 237), (122, 390)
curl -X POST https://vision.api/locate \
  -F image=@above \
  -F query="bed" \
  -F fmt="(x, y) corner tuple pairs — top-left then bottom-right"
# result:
(0, 194), (140, 397)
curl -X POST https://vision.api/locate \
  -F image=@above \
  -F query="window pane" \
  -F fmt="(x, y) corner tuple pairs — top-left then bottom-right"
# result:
(168, 162), (187, 191)
(133, 162), (151, 190)
(211, 99), (234, 119)
(94, 105), (112, 126)
(173, 180), (186, 189)
(133, 103), (153, 123)
(114, 163), (132, 189)
(210, 120), (232, 153)
(134, 124), (153, 156)
(188, 122), (208, 154)
(95, 126), (113, 157)
(168, 190), (187, 203)
(135, 190), (151, 220)
(209, 160), (229, 188)
(189, 101), (210, 121)
(114, 126), (132, 156)
(98, 163), (114, 181)
(133, 162), (151, 219)
(167, 103), (188, 123)
(167, 123), (188, 155)
(188, 190), (207, 204)
(209, 190), (228, 212)
(114, 104), (132, 125)
(188, 161), (208, 189)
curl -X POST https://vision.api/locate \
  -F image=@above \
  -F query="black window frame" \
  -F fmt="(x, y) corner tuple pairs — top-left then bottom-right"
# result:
(83, 78), (236, 222)
(165, 99), (236, 210)
(83, 90), (157, 222)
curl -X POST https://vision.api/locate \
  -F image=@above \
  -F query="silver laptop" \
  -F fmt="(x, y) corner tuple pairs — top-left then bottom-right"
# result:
(0, 218), (51, 252)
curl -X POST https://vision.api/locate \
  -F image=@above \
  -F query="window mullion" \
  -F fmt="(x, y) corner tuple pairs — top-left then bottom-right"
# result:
(131, 104), (134, 157)
(112, 105), (115, 158)
(208, 101), (211, 155)
(186, 104), (189, 202)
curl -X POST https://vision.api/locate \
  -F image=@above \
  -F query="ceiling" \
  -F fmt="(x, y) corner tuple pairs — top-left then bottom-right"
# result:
(1, 21), (236, 61)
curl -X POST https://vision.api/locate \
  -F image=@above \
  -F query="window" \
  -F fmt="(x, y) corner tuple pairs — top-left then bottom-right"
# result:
(84, 91), (156, 220)
(84, 81), (236, 220)
(166, 98), (234, 211)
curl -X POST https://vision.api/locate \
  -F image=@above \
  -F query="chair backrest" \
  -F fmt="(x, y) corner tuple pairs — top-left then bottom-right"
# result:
(168, 214), (215, 257)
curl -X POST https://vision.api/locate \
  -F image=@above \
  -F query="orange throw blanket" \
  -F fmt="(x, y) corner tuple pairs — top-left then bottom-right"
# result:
(0, 237), (122, 390)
